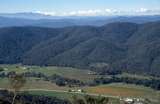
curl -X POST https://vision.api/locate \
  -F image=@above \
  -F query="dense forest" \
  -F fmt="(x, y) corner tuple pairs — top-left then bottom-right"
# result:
(0, 21), (160, 75)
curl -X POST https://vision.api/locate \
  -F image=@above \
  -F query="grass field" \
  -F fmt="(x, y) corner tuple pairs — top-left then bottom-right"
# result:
(28, 90), (74, 99)
(0, 77), (68, 91)
(0, 78), (120, 103)
(85, 83), (160, 103)
(0, 64), (98, 82)
(0, 77), (159, 102)
(28, 90), (120, 103)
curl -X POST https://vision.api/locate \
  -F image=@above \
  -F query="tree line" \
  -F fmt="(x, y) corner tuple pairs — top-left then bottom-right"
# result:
(93, 76), (160, 90)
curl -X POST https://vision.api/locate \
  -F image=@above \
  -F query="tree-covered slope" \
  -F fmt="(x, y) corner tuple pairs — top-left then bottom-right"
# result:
(125, 22), (160, 74)
(0, 27), (60, 63)
(0, 22), (160, 75)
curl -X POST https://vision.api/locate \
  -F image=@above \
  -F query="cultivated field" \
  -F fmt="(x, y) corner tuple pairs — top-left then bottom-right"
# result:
(85, 83), (159, 98)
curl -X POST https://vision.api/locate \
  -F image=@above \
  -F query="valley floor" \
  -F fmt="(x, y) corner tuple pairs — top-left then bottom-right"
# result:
(0, 64), (160, 104)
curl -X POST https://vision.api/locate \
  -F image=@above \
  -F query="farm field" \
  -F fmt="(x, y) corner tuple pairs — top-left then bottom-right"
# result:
(1, 64), (158, 82)
(0, 78), (158, 97)
(85, 83), (159, 98)
(0, 77), (68, 91)
(0, 64), (98, 82)
(0, 64), (160, 104)
(0, 78), (120, 103)
(85, 83), (160, 104)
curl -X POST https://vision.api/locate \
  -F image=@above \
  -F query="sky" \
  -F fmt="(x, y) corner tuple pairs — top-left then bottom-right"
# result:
(0, 0), (160, 16)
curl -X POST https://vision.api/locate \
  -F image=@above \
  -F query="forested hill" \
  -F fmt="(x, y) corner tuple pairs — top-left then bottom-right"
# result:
(0, 21), (160, 75)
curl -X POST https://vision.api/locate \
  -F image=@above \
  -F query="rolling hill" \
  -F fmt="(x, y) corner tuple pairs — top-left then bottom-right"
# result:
(0, 21), (160, 75)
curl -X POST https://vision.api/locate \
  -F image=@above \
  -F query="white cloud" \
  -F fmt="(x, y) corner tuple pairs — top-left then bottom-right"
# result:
(132, 8), (160, 15)
(64, 9), (103, 16)
(105, 9), (112, 13)
(62, 9), (121, 16)
(135, 8), (150, 13)
(35, 11), (56, 16)
(34, 8), (160, 16)
(34, 9), (119, 16)
(139, 8), (148, 12)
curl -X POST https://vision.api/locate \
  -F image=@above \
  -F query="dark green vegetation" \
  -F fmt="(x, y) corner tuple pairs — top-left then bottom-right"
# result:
(71, 95), (109, 104)
(0, 21), (160, 75)
(93, 76), (160, 90)
(0, 90), (118, 104)
(0, 90), (69, 104)
(0, 22), (160, 75)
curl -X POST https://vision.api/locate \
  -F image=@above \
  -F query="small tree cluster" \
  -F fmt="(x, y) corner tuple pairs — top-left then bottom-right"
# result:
(71, 95), (109, 104)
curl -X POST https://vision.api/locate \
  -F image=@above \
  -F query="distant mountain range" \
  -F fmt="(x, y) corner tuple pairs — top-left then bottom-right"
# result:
(0, 13), (160, 28)
(0, 21), (160, 75)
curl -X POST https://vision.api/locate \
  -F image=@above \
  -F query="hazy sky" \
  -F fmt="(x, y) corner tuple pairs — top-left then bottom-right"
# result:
(0, 0), (160, 16)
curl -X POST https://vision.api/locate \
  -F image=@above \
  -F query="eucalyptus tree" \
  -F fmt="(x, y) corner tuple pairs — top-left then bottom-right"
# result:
(9, 73), (26, 104)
